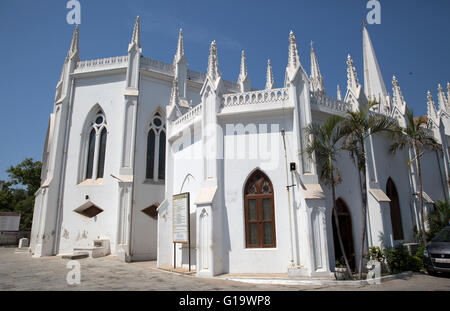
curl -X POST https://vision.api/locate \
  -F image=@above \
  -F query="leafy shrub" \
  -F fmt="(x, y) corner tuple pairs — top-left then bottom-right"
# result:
(366, 246), (384, 262)
(384, 244), (422, 274)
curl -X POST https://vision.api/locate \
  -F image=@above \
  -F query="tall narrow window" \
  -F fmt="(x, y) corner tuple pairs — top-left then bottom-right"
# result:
(97, 127), (107, 179)
(84, 109), (107, 181)
(244, 170), (276, 248)
(146, 110), (166, 182)
(158, 131), (166, 180)
(146, 130), (155, 179)
(86, 129), (96, 179)
(386, 178), (404, 240)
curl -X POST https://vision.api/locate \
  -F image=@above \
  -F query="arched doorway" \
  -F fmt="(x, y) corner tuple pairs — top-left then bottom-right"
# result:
(386, 178), (404, 240)
(332, 198), (355, 270)
(244, 170), (276, 248)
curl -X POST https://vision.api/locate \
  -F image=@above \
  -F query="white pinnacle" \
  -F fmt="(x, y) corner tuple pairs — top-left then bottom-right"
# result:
(265, 59), (275, 90)
(207, 40), (221, 82)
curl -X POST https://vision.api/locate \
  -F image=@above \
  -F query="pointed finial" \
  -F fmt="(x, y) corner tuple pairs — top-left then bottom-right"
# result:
(265, 59), (275, 90)
(239, 50), (248, 80)
(68, 25), (80, 61)
(437, 83), (447, 112)
(310, 43), (325, 94)
(288, 30), (300, 70)
(392, 75), (406, 112)
(207, 40), (221, 82)
(129, 16), (141, 51)
(346, 54), (359, 90)
(337, 85), (342, 101)
(427, 90), (437, 120)
(173, 28), (185, 64)
(392, 75), (398, 87)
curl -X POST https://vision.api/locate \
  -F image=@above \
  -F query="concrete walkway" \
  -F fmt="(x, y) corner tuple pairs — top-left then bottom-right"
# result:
(1, 247), (449, 291)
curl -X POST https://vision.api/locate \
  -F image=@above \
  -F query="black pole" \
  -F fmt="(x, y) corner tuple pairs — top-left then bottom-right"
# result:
(173, 242), (176, 269)
(188, 194), (191, 272)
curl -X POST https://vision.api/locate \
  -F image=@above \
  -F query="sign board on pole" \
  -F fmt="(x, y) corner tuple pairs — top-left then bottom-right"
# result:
(172, 193), (190, 244)
(0, 212), (21, 232)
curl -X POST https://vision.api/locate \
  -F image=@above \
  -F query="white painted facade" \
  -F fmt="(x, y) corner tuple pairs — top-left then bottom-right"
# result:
(30, 18), (449, 277)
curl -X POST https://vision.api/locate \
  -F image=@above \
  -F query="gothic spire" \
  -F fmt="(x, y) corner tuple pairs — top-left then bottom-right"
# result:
(237, 50), (251, 92)
(265, 59), (275, 90)
(392, 76), (406, 113)
(427, 91), (438, 121)
(288, 31), (301, 71)
(128, 16), (141, 52)
(207, 40), (221, 82)
(447, 82), (450, 106)
(337, 85), (342, 101)
(346, 54), (359, 90)
(362, 25), (387, 102)
(239, 50), (248, 80)
(437, 84), (447, 112)
(68, 25), (80, 61)
(173, 28), (185, 65)
(310, 43), (325, 94)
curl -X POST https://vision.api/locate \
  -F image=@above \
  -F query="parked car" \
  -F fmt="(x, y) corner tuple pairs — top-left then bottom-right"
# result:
(423, 226), (450, 275)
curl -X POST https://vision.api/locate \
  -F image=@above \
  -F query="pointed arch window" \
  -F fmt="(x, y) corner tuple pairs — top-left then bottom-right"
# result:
(244, 170), (276, 248)
(386, 178), (404, 240)
(84, 110), (108, 181)
(146, 111), (166, 181)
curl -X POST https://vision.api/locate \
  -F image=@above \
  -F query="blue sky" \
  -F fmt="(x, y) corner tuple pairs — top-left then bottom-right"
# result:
(0, 0), (449, 181)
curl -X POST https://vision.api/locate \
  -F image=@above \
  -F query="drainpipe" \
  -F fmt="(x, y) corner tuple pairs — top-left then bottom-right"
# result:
(281, 129), (295, 267)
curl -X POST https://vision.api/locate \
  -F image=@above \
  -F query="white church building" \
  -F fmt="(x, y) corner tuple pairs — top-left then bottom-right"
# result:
(30, 17), (450, 277)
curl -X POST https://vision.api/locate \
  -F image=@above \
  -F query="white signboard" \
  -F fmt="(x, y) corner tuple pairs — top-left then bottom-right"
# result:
(173, 193), (190, 244)
(0, 213), (21, 232)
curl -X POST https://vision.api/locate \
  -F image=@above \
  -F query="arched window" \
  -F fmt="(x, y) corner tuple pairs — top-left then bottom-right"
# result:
(146, 110), (166, 181)
(332, 198), (355, 270)
(244, 170), (276, 248)
(84, 109), (107, 181)
(386, 178), (404, 240)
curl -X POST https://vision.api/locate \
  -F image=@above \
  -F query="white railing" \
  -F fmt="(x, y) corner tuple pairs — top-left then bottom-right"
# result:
(141, 57), (174, 75)
(311, 92), (352, 113)
(222, 88), (289, 107)
(173, 103), (203, 130)
(76, 56), (129, 70)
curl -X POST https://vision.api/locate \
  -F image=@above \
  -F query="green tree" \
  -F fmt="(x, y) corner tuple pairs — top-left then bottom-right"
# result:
(6, 158), (42, 196)
(0, 158), (42, 231)
(390, 109), (439, 246)
(305, 115), (353, 279)
(426, 199), (450, 240)
(341, 101), (398, 279)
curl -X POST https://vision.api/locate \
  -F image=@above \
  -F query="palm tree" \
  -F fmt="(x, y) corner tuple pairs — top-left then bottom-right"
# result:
(305, 115), (353, 279)
(340, 100), (398, 279)
(390, 108), (439, 246)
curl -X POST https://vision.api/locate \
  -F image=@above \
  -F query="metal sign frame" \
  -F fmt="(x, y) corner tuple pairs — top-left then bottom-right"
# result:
(172, 192), (191, 271)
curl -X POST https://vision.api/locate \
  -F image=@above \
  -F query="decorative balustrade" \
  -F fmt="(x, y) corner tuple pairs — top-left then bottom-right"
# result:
(172, 103), (203, 132)
(76, 56), (129, 71)
(310, 92), (352, 113)
(222, 88), (289, 107)
(141, 57), (174, 75)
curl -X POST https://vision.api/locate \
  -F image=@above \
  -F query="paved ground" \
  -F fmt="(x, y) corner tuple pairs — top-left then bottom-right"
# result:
(1, 247), (449, 291)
